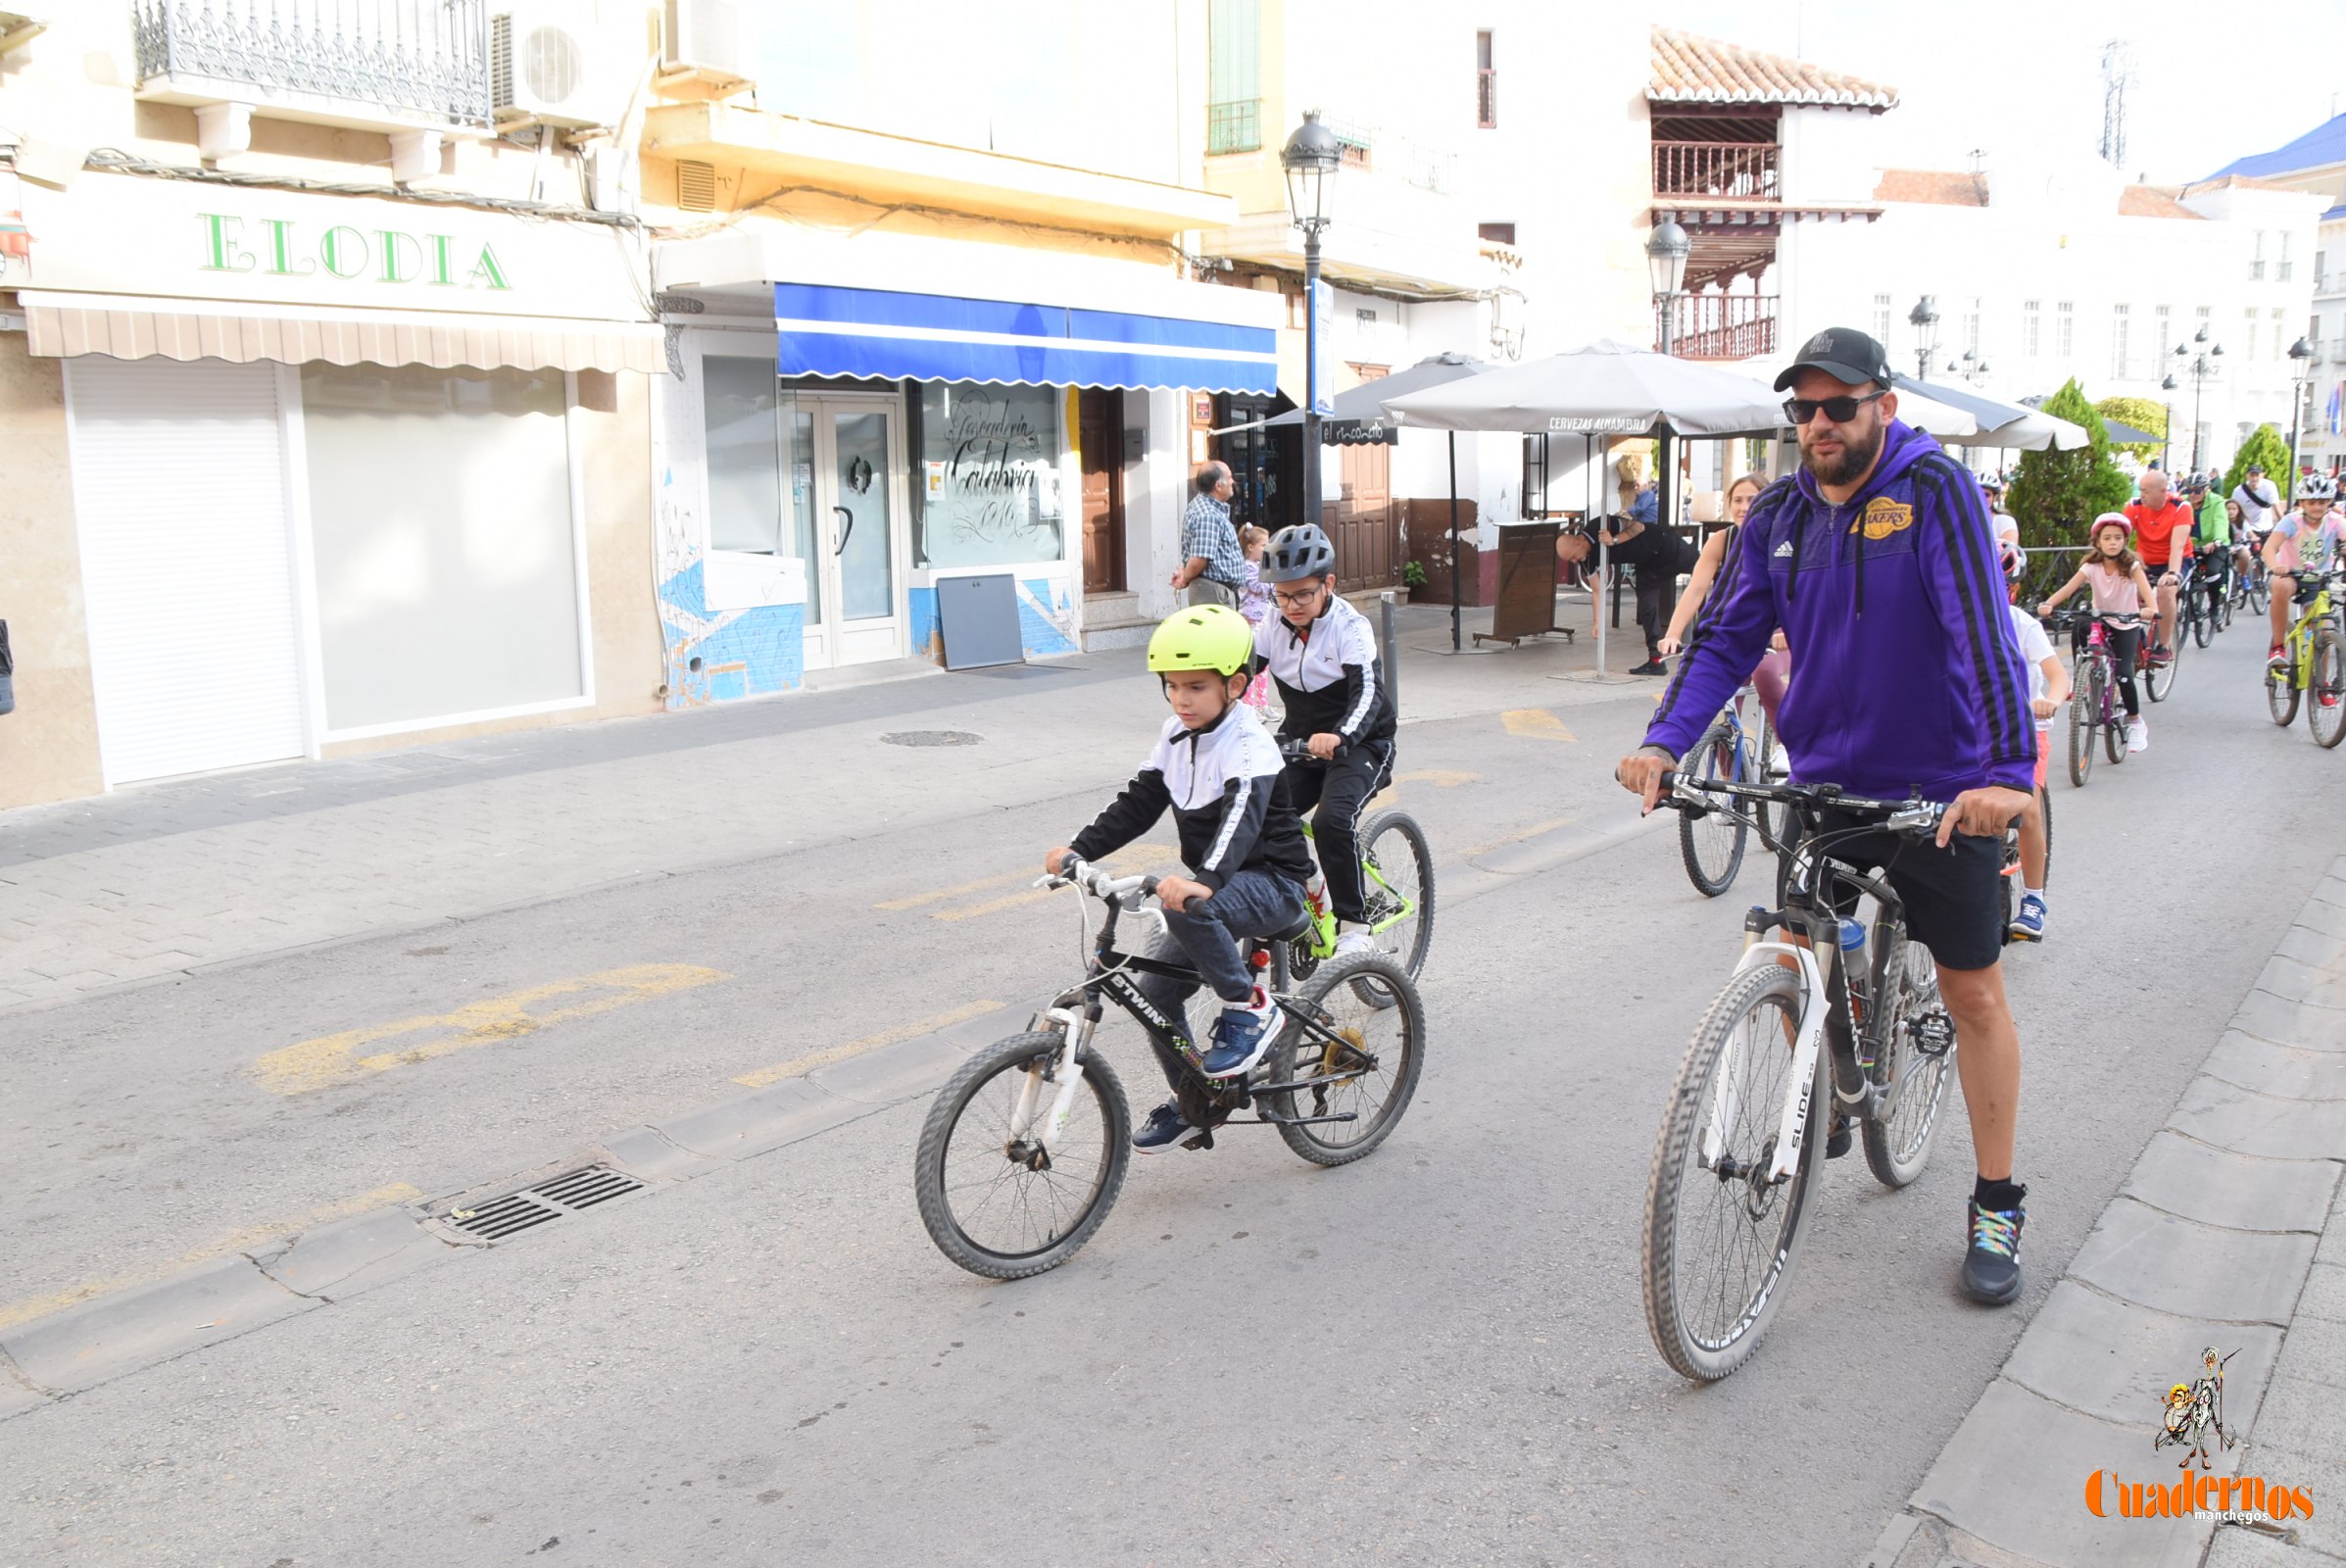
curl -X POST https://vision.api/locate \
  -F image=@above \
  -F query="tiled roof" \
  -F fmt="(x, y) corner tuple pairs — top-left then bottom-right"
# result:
(2208, 113), (2346, 181)
(1649, 25), (1897, 110)
(2118, 185), (2201, 220)
(1874, 170), (1985, 207)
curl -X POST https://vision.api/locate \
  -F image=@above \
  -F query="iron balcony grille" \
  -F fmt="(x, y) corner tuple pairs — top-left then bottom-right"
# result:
(1665, 294), (1780, 361)
(1207, 97), (1260, 155)
(131, 0), (495, 131)
(1652, 140), (1781, 202)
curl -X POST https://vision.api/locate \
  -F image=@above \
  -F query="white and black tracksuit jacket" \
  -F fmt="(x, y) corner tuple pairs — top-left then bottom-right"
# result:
(1068, 705), (1313, 892)
(1254, 597), (1395, 746)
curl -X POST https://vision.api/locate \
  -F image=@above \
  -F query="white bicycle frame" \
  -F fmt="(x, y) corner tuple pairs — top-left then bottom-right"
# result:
(1004, 861), (1160, 1156)
(1702, 939), (1829, 1184)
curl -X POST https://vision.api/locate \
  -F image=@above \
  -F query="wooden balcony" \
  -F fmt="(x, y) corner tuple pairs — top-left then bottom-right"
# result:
(1663, 294), (1779, 361)
(1652, 139), (1780, 202)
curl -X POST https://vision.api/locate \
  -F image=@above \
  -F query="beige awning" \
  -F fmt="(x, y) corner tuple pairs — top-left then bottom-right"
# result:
(17, 290), (664, 374)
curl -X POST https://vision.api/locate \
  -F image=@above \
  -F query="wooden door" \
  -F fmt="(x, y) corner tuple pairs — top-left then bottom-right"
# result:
(1330, 439), (1399, 594)
(1078, 387), (1125, 594)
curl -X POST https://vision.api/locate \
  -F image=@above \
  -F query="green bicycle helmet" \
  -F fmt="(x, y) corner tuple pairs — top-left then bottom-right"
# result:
(1146, 603), (1254, 676)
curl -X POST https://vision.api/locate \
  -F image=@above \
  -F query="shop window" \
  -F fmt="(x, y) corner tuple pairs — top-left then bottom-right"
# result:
(1478, 222), (1515, 246)
(301, 365), (582, 734)
(913, 382), (1065, 568)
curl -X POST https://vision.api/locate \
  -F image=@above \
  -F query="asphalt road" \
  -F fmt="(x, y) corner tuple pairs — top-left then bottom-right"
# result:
(4, 624), (2339, 1567)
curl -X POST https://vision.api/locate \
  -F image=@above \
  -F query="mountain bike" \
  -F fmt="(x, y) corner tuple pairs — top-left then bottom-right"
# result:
(1269, 738), (1434, 991)
(1677, 683), (1791, 898)
(913, 860), (1426, 1279)
(2182, 548), (2229, 647)
(2050, 610), (2139, 786)
(1643, 773), (1960, 1380)
(2265, 569), (2346, 748)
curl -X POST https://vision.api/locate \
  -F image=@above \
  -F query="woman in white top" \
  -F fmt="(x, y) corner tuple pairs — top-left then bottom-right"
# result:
(2038, 514), (2158, 753)
(1657, 472), (1789, 719)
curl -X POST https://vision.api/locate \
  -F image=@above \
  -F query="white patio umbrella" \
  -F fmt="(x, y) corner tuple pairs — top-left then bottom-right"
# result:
(1892, 373), (2089, 452)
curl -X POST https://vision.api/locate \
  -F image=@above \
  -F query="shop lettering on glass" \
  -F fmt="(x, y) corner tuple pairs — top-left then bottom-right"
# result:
(928, 395), (1059, 554)
(197, 214), (511, 289)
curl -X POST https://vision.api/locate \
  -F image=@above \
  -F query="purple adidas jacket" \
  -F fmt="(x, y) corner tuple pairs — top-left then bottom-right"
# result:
(1644, 418), (2034, 802)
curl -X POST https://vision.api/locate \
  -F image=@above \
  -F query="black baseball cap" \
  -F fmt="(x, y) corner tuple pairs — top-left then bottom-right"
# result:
(1774, 326), (1892, 392)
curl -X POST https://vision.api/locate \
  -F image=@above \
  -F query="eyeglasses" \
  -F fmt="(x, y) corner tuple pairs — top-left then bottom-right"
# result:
(1783, 389), (1888, 426)
(1272, 584), (1327, 607)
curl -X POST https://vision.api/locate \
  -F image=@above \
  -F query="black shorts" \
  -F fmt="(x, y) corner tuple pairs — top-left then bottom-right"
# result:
(1815, 809), (2005, 972)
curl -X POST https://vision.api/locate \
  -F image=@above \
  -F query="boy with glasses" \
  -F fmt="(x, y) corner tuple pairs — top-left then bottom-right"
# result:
(1253, 523), (1395, 956)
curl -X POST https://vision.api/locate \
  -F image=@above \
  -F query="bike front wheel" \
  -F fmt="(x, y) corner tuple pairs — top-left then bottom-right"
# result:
(2249, 573), (2271, 614)
(2145, 637), (2179, 704)
(2270, 660), (2301, 728)
(2067, 676), (2097, 789)
(1259, 953), (1425, 1167)
(1678, 725), (1751, 898)
(1862, 937), (1956, 1189)
(2192, 596), (2214, 648)
(1642, 962), (1827, 1382)
(1358, 808), (1436, 983)
(2310, 629), (2346, 749)
(914, 1031), (1131, 1280)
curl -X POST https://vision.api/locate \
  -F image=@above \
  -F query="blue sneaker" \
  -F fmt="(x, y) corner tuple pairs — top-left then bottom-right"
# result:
(2010, 892), (2046, 943)
(1960, 1197), (2027, 1304)
(1132, 1101), (1197, 1154)
(1199, 988), (1279, 1078)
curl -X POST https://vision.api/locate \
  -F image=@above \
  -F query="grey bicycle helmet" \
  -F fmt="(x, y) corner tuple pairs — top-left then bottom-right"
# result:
(1261, 522), (1338, 583)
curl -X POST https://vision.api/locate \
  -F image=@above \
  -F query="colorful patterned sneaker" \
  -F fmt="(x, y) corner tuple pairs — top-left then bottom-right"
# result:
(2010, 893), (2047, 943)
(1200, 988), (1280, 1078)
(1131, 1102), (1197, 1154)
(1960, 1198), (2027, 1304)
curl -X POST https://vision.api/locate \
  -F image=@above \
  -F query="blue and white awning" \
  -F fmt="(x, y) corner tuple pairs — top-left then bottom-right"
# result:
(774, 283), (1277, 394)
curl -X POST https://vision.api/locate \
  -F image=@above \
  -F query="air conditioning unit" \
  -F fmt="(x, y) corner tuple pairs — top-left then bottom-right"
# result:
(490, 3), (640, 129)
(663, 0), (757, 78)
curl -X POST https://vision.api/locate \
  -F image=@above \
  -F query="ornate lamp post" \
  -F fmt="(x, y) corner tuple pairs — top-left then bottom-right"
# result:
(1908, 295), (1940, 379)
(1645, 220), (1689, 356)
(2287, 335), (2317, 484)
(2161, 372), (2179, 470)
(1281, 111), (1343, 530)
(2172, 325), (2224, 473)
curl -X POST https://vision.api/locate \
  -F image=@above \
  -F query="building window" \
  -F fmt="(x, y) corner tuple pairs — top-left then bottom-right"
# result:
(2155, 303), (2171, 354)
(1522, 432), (1549, 516)
(2280, 231), (2294, 283)
(1206, 0), (1261, 155)
(913, 383), (1065, 569)
(2252, 230), (2267, 281)
(1873, 292), (1893, 345)
(2273, 306), (2288, 359)
(2111, 304), (2130, 378)
(1964, 296), (1981, 358)
(1476, 30), (1496, 128)
(2056, 301), (2075, 360)
(2318, 249), (2329, 290)
(2022, 300), (2041, 358)
(1478, 221), (1516, 246)
(301, 364), (583, 734)
(2245, 308), (2260, 362)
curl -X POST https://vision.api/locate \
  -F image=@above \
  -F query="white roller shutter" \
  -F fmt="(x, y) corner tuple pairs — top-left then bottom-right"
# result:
(66, 358), (309, 785)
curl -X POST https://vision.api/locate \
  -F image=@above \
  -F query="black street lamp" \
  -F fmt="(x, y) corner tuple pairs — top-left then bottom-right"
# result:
(1908, 295), (1940, 379)
(2173, 327), (2224, 473)
(2287, 335), (2317, 484)
(1645, 220), (1689, 356)
(2161, 372), (2178, 470)
(1282, 111), (1342, 532)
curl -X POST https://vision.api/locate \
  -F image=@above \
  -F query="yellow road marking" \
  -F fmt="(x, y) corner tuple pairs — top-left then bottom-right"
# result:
(252, 964), (728, 1096)
(874, 867), (1033, 912)
(0, 1182), (423, 1335)
(1462, 815), (1577, 858)
(1501, 708), (1577, 742)
(1393, 768), (1482, 788)
(926, 843), (1176, 923)
(733, 999), (1004, 1089)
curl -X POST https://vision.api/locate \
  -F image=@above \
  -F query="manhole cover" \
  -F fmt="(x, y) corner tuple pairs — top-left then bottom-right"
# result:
(882, 730), (982, 748)
(441, 1165), (644, 1240)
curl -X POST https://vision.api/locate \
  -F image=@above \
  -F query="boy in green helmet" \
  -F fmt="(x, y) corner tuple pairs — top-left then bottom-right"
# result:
(1045, 604), (1315, 1152)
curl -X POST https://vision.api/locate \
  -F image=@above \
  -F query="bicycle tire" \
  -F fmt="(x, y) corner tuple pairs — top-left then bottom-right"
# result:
(2067, 670), (2096, 788)
(2144, 634), (2178, 704)
(2311, 629), (2346, 749)
(1259, 954), (1425, 1166)
(2250, 573), (2270, 614)
(2192, 593), (2214, 648)
(2039, 784), (2053, 881)
(1678, 725), (1751, 898)
(1862, 937), (1955, 1189)
(914, 1031), (1130, 1280)
(2269, 660), (2301, 728)
(1751, 706), (1783, 849)
(1641, 962), (1827, 1382)
(1357, 808), (1436, 983)
(2104, 699), (2126, 764)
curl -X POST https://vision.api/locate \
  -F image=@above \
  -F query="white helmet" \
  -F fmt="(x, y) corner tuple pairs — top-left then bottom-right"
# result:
(2297, 471), (2336, 502)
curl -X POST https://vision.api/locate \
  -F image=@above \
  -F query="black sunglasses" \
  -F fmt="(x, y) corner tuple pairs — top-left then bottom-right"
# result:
(1783, 389), (1888, 425)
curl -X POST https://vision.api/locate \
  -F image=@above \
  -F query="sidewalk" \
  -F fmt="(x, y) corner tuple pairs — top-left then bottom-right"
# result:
(0, 600), (1661, 1016)
(1868, 860), (2346, 1568)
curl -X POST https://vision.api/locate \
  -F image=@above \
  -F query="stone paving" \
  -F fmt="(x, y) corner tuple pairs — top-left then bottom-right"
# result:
(1866, 860), (2346, 1568)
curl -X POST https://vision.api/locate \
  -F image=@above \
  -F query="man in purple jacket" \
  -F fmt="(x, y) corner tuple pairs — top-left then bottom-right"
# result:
(1616, 327), (2037, 1307)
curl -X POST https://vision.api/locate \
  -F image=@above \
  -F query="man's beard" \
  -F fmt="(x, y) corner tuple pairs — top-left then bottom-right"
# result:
(1803, 420), (1884, 487)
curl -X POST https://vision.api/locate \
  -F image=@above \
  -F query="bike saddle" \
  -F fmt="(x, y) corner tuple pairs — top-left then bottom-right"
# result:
(1263, 911), (1314, 945)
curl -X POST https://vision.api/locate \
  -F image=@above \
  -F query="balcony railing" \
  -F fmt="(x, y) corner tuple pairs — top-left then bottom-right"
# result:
(1663, 294), (1779, 361)
(1207, 98), (1260, 155)
(1476, 68), (1496, 128)
(132, 0), (494, 131)
(1652, 139), (1781, 202)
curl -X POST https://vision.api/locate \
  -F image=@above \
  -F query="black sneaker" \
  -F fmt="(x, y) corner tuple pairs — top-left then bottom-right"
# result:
(1960, 1197), (2027, 1304)
(1628, 659), (1670, 676)
(1825, 1112), (1852, 1159)
(1131, 1102), (1196, 1154)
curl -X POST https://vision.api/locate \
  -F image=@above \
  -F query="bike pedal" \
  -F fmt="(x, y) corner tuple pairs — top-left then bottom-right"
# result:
(1180, 1129), (1215, 1152)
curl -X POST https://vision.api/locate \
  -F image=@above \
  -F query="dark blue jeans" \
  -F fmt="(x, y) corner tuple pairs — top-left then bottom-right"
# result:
(1135, 867), (1305, 1093)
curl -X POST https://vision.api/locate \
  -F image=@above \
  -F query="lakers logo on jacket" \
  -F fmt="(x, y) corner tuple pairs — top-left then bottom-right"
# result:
(1852, 497), (1915, 540)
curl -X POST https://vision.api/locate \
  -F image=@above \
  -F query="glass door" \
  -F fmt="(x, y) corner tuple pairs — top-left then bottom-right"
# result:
(807, 397), (904, 667)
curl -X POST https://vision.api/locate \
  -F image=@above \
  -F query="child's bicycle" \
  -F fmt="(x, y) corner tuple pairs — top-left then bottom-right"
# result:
(2047, 609), (2140, 786)
(912, 860), (1426, 1279)
(1269, 737), (1435, 990)
(2265, 568), (2346, 747)
(1643, 771), (1960, 1380)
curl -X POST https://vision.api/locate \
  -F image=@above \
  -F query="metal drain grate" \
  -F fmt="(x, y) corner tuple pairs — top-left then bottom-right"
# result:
(882, 730), (981, 748)
(441, 1165), (645, 1240)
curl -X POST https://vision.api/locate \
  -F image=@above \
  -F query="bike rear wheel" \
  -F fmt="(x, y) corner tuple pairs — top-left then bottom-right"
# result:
(1259, 954), (1425, 1166)
(1678, 725), (1751, 898)
(2145, 633), (2178, 703)
(2192, 592), (2214, 648)
(2310, 629), (2346, 749)
(2067, 669), (2097, 788)
(914, 1031), (1130, 1280)
(2269, 658), (2301, 727)
(1642, 962), (1826, 1382)
(1751, 706), (1785, 848)
(1862, 937), (1956, 1189)
(2250, 571), (2270, 614)
(1357, 808), (1435, 983)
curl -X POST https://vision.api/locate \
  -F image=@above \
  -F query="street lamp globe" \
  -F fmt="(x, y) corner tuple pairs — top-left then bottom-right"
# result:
(2162, 373), (2178, 391)
(2290, 336), (2316, 364)
(1644, 220), (1689, 301)
(2194, 323), (2210, 346)
(1280, 111), (1343, 233)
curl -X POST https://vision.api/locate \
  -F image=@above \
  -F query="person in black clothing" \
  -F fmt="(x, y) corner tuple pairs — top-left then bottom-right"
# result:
(1557, 517), (1702, 674)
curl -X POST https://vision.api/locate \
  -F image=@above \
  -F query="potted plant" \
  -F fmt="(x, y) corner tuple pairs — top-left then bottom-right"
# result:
(1401, 560), (1428, 602)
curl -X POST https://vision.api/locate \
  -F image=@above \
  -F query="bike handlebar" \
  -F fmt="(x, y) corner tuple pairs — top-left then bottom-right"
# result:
(1656, 769), (1947, 837)
(1277, 736), (1348, 765)
(1035, 859), (1160, 901)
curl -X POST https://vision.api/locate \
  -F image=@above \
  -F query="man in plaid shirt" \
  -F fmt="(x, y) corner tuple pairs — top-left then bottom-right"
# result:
(1175, 462), (1246, 607)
